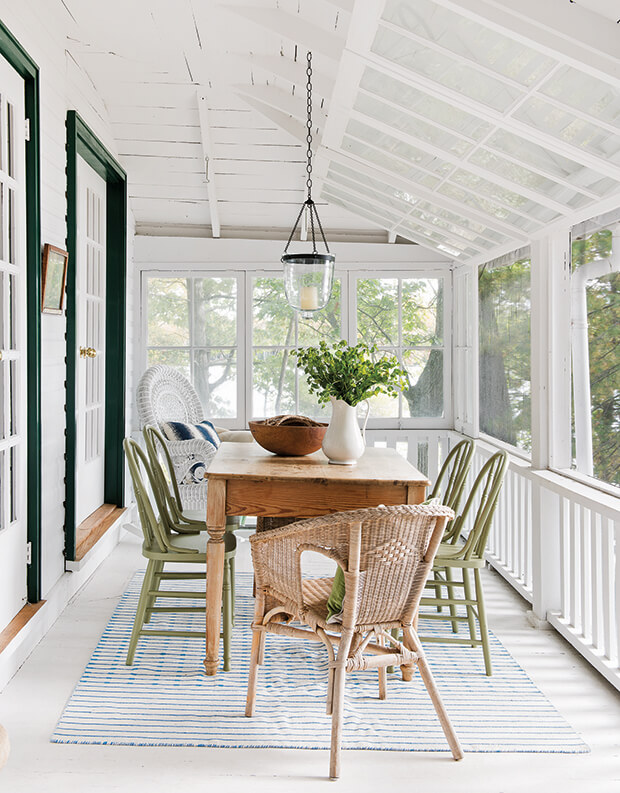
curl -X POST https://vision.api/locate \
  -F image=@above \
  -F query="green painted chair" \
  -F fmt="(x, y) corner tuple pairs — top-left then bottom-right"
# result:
(123, 437), (236, 671)
(418, 450), (508, 676)
(428, 438), (475, 515)
(142, 424), (238, 619)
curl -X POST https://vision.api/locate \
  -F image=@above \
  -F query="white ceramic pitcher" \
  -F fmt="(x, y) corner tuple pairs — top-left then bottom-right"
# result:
(322, 397), (370, 465)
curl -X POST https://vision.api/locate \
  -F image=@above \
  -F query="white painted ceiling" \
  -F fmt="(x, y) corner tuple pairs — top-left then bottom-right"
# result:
(62, 0), (620, 260)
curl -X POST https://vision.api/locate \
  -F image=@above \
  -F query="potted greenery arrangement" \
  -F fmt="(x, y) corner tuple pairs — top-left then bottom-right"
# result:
(293, 340), (407, 464)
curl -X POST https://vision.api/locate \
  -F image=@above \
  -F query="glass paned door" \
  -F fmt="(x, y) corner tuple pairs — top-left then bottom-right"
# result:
(0, 54), (27, 630)
(75, 156), (107, 525)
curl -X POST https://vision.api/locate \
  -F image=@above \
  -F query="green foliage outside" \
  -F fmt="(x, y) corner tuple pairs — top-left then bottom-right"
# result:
(478, 258), (531, 450)
(146, 274), (445, 421)
(571, 229), (619, 487)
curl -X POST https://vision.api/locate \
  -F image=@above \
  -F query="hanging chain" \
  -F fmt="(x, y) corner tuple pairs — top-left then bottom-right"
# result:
(305, 51), (313, 201)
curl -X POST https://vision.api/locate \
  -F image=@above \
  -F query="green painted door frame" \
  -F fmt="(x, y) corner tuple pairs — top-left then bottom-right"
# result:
(65, 111), (127, 560)
(0, 21), (42, 603)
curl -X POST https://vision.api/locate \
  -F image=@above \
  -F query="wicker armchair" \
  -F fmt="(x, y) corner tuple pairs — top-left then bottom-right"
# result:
(245, 504), (463, 779)
(136, 365), (250, 510)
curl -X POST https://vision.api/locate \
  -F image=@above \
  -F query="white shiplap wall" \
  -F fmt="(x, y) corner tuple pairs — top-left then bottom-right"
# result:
(0, 1), (134, 597)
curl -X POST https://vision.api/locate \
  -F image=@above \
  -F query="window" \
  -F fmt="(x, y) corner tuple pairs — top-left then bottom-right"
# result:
(478, 248), (531, 451)
(355, 275), (446, 420)
(142, 268), (451, 428)
(570, 217), (620, 487)
(145, 275), (239, 420)
(252, 275), (342, 419)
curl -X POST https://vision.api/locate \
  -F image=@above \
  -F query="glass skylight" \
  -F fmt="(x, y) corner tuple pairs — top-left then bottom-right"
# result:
(539, 65), (620, 129)
(372, 26), (524, 113)
(341, 136), (441, 189)
(360, 68), (493, 142)
(381, 0), (556, 87)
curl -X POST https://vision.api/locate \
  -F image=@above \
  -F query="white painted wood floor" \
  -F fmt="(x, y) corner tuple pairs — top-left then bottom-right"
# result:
(1, 530), (619, 792)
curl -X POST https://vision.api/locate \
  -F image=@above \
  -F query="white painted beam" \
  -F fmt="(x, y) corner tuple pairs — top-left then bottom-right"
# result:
(223, 6), (346, 63)
(197, 89), (221, 238)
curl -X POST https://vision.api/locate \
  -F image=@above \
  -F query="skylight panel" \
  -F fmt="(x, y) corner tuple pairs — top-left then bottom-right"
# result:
(381, 0), (556, 87)
(438, 182), (544, 233)
(360, 68), (493, 142)
(346, 119), (453, 177)
(341, 136), (441, 189)
(450, 169), (561, 223)
(326, 169), (418, 215)
(469, 148), (591, 208)
(372, 26), (523, 113)
(513, 97), (620, 164)
(355, 93), (474, 158)
(322, 187), (401, 227)
(486, 129), (619, 197)
(406, 207), (496, 248)
(539, 65), (620, 129)
(412, 202), (509, 245)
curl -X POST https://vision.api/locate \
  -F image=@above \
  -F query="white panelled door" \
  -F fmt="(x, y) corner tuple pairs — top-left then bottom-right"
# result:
(0, 55), (27, 630)
(75, 156), (107, 525)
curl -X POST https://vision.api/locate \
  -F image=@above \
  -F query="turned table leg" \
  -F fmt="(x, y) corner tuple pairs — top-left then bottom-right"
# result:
(205, 479), (227, 676)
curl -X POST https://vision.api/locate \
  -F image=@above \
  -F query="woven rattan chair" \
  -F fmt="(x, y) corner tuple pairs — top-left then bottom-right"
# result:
(123, 437), (236, 670)
(136, 365), (251, 510)
(245, 504), (463, 779)
(419, 451), (508, 676)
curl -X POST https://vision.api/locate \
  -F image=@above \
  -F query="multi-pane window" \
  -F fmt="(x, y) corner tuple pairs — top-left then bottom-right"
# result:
(355, 275), (446, 419)
(252, 275), (342, 419)
(143, 270), (450, 427)
(570, 217), (620, 487)
(146, 275), (238, 419)
(478, 248), (531, 451)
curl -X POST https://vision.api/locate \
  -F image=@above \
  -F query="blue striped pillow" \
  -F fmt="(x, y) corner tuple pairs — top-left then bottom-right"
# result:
(160, 419), (221, 450)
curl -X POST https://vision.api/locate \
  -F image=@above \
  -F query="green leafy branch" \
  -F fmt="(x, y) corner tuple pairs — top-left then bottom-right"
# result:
(293, 340), (408, 407)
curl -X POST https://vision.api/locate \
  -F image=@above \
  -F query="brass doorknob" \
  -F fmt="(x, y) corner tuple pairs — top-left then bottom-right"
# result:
(79, 346), (97, 358)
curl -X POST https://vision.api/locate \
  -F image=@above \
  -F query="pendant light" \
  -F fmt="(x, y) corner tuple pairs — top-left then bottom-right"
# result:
(282, 51), (334, 319)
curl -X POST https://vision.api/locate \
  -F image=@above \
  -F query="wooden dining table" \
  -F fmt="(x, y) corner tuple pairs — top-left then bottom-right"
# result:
(203, 442), (430, 675)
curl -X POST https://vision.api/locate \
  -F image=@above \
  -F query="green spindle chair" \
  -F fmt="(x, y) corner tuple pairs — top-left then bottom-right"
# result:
(428, 438), (475, 515)
(124, 437), (236, 670)
(143, 424), (239, 616)
(418, 450), (508, 676)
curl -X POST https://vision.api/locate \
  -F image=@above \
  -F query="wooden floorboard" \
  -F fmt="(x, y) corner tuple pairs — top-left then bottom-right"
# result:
(0, 601), (46, 654)
(75, 504), (126, 562)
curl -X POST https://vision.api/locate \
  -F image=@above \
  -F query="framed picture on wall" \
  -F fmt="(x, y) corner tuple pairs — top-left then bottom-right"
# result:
(41, 244), (68, 314)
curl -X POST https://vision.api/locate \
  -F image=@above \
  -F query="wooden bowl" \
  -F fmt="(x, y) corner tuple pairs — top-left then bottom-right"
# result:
(248, 420), (328, 457)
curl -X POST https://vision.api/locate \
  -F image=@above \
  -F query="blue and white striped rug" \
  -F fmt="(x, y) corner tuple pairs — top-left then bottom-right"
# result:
(51, 572), (588, 753)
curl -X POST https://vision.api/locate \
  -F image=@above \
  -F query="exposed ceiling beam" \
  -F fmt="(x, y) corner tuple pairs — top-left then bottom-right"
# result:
(197, 88), (221, 238)
(223, 6), (346, 63)
(235, 83), (328, 132)
(234, 93), (307, 143)
(238, 54), (335, 99)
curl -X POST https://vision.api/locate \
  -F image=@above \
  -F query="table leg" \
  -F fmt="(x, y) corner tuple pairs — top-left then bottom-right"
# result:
(205, 479), (227, 676)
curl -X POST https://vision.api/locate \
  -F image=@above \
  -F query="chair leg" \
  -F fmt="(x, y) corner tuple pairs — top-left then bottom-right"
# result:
(377, 633), (387, 700)
(126, 561), (157, 666)
(229, 556), (236, 626)
(474, 567), (492, 676)
(445, 567), (459, 634)
(245, 591), (266, 717)
(403, 626), (463, 761)
(462, 568), (478, 648)
(222, 557), (232, 672)
(329, 663), (347, 780)
(144, 560), (163, 624)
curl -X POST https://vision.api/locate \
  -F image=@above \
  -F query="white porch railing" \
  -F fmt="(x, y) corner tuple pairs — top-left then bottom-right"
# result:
(366, 429), (620, 691)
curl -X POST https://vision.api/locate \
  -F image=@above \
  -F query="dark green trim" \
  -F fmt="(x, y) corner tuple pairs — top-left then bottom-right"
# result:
(65, 111), (127, 561)
(0, 22), (42, 602)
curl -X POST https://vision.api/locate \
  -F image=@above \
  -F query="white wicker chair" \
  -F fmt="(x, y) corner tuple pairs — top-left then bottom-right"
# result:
(136, 365), (250, 510)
